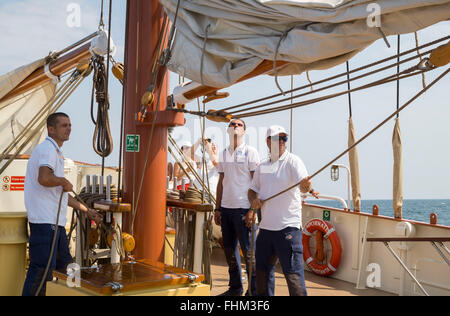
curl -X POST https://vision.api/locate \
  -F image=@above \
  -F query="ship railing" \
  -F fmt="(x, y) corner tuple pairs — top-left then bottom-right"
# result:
(366, 237), (450, 296)
(302, 193), (348, 210)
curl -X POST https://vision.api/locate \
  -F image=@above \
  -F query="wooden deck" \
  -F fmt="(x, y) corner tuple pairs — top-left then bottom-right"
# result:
(209, 247), (393, 296)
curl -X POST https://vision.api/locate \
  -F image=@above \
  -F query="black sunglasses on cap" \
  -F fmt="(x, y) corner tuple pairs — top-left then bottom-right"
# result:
(268, 135), (288, 142)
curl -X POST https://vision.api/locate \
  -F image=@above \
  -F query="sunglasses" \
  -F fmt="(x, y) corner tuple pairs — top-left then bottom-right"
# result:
(229, 122), (244, 127)
(268, 135), (288, 142)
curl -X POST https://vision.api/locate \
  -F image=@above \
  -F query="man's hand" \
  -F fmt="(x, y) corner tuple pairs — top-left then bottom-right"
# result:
(60, 178), (73, 192)
(250, 198), (262, 211)
(245, 209), (257, 227)
(299, 176), (312, 193)
(86, 208), (103, 226)
(214, 210), (221, 226)
(309, 189), (320, 199)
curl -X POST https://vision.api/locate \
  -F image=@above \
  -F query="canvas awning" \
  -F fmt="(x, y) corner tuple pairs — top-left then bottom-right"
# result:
(0, 59), (57, 155)
(161, 0), (450, 87)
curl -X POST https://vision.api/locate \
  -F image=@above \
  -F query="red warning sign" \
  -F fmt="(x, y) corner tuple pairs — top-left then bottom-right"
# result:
(2, 176), (10, 183)
(11, 176), (25, 184)
(2, 184), (9, 192)
(10, 184), (24, 191)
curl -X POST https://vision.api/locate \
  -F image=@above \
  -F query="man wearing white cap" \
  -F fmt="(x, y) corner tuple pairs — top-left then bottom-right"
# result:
(215, 118), (260, 296)
(247, 125), (318, 296)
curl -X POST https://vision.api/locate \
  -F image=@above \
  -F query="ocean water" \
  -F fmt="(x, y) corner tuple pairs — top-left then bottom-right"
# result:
(306, 199), (450, 226)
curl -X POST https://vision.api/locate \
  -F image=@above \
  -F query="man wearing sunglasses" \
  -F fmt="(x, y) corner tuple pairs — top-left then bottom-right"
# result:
(247, 125), (318, 296)
(215, 118), (260, 296)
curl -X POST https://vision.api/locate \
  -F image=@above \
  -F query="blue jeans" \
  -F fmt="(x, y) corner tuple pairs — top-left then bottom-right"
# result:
(22, 223), (72, 296)
(255, 227), (307, 296)
(220, 207), (257, 295)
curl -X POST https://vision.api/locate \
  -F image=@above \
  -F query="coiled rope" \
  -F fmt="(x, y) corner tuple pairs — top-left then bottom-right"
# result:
(91, 56), (114, 158)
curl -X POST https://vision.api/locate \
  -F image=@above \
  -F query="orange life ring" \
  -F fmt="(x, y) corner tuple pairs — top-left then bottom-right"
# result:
(302, 218), (342, 276)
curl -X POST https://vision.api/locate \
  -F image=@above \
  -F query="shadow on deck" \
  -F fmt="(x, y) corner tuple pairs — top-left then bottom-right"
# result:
(209, 247), (393, 296)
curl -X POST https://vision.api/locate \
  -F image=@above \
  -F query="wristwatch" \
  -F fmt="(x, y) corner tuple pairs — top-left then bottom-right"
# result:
(309, 188), (314, 194)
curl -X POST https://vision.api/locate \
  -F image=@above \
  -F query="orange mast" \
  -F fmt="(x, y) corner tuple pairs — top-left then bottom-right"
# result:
(122, 0), (184, 262)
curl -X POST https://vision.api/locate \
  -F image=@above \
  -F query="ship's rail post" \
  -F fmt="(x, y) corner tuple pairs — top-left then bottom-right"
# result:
(366, 237), (450, 296)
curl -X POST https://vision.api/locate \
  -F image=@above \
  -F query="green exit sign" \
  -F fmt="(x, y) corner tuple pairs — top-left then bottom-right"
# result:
(126, 134), (140, 152)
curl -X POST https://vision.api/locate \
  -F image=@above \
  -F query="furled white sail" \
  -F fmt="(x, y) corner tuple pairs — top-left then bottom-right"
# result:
(160, 0), (450, 87)
(0, 60), (57, 155)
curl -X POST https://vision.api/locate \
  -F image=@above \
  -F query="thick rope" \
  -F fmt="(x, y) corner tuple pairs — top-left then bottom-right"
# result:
(235, 64), (433, 118)
(200, 24), (211, 87)
(91, 56), (114, 158)
(273, 27), (294, 95)
(231, 49), (434, 116)
(220, 36), (449, 114)
(261, 67), (449, 204)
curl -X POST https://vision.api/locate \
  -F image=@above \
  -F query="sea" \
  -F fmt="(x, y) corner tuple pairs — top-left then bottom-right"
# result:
(306, 199), (450, 226)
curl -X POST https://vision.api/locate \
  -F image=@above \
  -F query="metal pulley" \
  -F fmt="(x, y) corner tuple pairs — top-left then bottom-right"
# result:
(112, 62), (124, 83)
(206, 109), (232, 123)
(137, 91), (155, 121)
(141, 90), (155, 107)
(106, 232), (136, 253)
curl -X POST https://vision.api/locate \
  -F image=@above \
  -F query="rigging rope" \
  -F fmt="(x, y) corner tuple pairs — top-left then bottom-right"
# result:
(273, 27), (294, 95)
(218, 36), (449, 114)
(414, 32), (427, 89)
(0, 65), (91, 175)
(346, 61), (352, 118)
(260, 67), (450, 204)
(230, 50), (433, 117)
(396, 35), (401, 117)
(235, 63), (433, 118)
(91, 56), (114, 158)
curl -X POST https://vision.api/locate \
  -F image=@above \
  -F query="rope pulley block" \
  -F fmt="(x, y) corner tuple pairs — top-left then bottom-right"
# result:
(107, 232), (136, 253)
(429, 41), (450, 67)
(112, 62), (125, 82)
(206, 109), (232, 123)
(137, 90), (155, 121)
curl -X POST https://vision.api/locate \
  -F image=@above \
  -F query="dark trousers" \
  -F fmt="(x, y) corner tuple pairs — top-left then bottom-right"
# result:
(22, 223), (73, 296)
(220, 207), (257, 295)
(255, 227), (307, 296)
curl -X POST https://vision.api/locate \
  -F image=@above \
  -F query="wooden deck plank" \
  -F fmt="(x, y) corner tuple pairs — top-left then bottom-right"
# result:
(209, 247), (393, 296)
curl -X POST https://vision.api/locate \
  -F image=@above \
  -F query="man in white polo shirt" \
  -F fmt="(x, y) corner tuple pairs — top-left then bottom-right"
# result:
(248, 125), (318, 296)
(215, 118), (260, 296)
(22, 112), (102, 296)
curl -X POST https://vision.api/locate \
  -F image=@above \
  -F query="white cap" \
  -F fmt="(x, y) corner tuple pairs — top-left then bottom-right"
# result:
(181, 141), (192, 148)
(266, 125), (288, 138)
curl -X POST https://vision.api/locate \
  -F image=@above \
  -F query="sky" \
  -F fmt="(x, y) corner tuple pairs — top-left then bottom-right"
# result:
(0, 0), (449, 201)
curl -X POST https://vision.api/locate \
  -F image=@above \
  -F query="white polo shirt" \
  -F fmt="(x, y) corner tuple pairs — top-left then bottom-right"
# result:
(218, 143), (259, 209)
(24, 137), (68, 227)
(250, 151), (308, 231)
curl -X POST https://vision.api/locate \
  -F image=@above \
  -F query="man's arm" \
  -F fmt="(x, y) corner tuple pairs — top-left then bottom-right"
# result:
(38, 166), (72, 192)
(246, 189), (261, 227)
(214, 173), (224, 226)
(68, 195), (103, 224)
